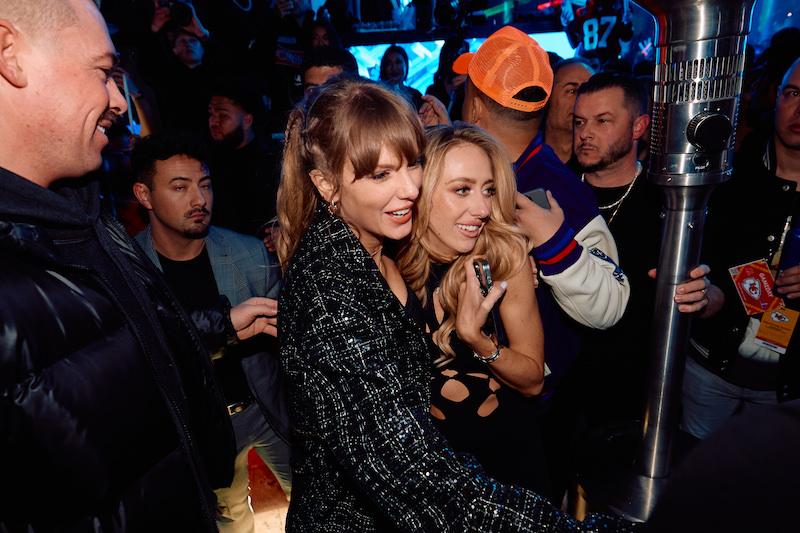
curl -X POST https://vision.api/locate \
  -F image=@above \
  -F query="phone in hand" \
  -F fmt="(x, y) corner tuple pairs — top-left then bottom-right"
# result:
(473, 258), (493, 296)
(472, 259), (508, 346)
(523, 188), (551, 209)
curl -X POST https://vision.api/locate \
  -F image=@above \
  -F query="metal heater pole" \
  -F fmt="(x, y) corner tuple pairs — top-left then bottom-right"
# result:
(610, 0), (757, 522)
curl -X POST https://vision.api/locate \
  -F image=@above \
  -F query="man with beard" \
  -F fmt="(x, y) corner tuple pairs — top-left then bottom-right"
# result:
(0, 1), (282, 530)
(569, 72), (717, 460)
(682, 58), (800, 441)
(207, 83), (281, 237)
(131, 132), (291, 532)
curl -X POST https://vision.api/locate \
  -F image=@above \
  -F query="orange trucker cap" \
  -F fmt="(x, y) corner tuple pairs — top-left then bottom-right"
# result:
(453, 25), (553, 113)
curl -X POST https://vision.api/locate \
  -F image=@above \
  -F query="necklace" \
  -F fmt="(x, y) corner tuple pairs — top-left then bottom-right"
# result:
(582, 161), (642, 225)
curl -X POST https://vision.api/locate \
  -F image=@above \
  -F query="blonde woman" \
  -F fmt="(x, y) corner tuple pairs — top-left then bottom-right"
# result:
(398, 122), (551, 492)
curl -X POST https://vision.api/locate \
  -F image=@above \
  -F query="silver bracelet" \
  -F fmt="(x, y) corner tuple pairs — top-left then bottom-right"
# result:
(473, 344), (503, 364)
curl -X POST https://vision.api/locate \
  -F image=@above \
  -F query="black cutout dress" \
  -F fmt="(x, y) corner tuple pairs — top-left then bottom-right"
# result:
(423, 263), (551, 494)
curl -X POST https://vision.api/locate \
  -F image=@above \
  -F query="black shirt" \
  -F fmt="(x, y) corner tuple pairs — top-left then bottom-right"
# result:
(158, 246), (252, 405)
(158, 247), (219, 313)
(577, 174), (663, 425)
(209, 136), (282, 237)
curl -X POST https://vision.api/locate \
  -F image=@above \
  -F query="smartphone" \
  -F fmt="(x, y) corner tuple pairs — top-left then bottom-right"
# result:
(473, 258), (493, 296)
(523, 188), (551, 209)
(472, 259), (508, 346)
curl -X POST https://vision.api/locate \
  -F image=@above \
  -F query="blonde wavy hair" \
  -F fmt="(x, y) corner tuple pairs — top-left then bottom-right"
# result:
(397, 123), (529, 357)
(276, 76), (425, 268)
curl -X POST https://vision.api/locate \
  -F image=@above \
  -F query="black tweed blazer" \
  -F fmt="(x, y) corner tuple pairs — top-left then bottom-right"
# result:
(279, 205), (637, 532)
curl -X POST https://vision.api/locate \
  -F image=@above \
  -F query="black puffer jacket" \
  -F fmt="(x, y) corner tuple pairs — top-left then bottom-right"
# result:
(0, 168), (235, 532)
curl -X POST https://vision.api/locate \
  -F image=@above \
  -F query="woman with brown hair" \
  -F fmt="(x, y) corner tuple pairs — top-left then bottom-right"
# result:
(398, 122), (550, 492)
(276, 76), (634, 532)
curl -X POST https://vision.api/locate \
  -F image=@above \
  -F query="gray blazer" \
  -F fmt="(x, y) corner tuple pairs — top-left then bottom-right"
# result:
(136, 225), (289, 443)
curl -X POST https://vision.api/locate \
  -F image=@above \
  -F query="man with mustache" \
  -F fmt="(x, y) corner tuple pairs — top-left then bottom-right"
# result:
(0, 0), (279, 529)
(131, 131), (292, 533)
(682, 58), (800, 441)
(571, 71), (717, 443)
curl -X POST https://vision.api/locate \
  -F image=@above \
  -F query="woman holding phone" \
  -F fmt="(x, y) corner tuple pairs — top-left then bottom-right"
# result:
(398, 123), (551, 492)
(276, 77), (633, 532)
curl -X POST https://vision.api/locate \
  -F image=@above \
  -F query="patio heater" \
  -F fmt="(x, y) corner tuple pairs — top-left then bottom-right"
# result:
(610, 0), (757, 521)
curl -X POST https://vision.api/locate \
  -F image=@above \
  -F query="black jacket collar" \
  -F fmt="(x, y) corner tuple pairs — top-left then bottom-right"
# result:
(0, 166), (99, 229)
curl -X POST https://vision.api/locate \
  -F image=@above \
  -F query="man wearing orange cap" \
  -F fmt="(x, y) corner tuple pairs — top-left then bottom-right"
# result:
(454, 26), (629, 390)
(454, 27), (630, 502)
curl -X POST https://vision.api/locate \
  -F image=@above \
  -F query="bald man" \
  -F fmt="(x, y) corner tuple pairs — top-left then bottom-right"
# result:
(544, 57), (595, 163)
(0, 2), (273, 530)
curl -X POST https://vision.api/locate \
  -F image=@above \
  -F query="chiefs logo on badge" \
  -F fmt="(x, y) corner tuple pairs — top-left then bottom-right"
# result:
(742, 277), (761, 300)
(771, 310), (791, 323)
(729, 260), (778, 316)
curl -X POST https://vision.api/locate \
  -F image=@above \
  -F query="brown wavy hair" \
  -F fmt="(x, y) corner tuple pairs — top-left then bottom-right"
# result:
(397, 123), (528, 357)
(276, 76), (426, 268)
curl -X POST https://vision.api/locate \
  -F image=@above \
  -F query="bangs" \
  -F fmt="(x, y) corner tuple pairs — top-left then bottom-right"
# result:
(342, 89), (424, 179)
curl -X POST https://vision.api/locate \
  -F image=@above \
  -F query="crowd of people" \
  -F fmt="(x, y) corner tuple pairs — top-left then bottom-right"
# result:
(1, 0), (800, 532)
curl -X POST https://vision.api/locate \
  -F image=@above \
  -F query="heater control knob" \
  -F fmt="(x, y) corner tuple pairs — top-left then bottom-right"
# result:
(686, 112), (732, 152)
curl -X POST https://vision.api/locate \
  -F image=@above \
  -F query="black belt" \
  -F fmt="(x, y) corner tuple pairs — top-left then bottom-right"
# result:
(226, 399), (253, 416)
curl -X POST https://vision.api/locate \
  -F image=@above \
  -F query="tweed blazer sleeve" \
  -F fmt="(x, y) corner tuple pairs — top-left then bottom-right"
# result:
(280, 212), (638, 532)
